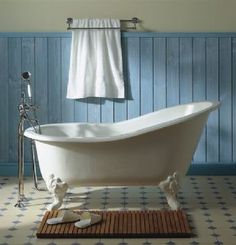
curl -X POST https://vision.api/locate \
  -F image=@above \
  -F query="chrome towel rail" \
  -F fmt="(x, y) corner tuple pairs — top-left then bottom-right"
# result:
(66, 17), (140, 30)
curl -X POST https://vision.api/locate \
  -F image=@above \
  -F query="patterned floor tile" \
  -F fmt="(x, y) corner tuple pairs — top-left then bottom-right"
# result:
(0, 176), (236, 244)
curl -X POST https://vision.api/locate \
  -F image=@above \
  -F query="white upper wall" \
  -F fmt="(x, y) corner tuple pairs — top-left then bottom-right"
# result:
(0, 0), (236, 32)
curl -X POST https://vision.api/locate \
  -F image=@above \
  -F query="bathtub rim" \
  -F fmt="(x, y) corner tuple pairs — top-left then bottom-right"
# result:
(24, 101), (220, 143)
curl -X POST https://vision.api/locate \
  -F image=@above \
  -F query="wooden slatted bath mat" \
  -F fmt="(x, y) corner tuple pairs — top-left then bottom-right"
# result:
(37, 210), (191, 238)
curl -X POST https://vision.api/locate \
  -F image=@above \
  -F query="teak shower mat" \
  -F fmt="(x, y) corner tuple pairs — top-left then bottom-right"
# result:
(37, 210), (191, 238)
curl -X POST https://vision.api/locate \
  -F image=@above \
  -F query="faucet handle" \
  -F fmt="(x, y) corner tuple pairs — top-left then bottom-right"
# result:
(29, 104), (39, 111)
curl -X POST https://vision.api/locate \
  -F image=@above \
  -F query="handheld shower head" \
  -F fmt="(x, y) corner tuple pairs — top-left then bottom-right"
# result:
(21, 71), (32, 100)
(21, 71), (31, 80)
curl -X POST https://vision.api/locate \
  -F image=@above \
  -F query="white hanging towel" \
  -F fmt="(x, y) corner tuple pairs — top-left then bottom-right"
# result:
(66, 18), (125, 99)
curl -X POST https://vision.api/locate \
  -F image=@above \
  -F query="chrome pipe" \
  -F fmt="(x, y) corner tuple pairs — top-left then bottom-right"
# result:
(14, 118), (26, 207)
(15, 72), (44, 208)
(31, 140), (45, 191)
(31, 140), (38, 189)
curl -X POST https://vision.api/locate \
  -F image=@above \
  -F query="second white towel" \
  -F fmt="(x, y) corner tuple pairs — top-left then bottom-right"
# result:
(67, 18), (125, 99)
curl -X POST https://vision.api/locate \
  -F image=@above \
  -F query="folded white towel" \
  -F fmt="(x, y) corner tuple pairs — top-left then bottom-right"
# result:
(67, 18), (125, 99)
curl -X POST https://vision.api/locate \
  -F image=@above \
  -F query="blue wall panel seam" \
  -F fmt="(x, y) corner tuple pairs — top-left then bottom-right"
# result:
(191, 37), (194, 102)
(46, 38), (49, 123)
(138, 37), (141, 116)
(60, 38), (62, 122)
(233, 38), (236, 161)
(231, 37), (234, 161)
(204, 37), (207, 162)
(178, 37), (180, 104)
(217, 37), (220, 162)
(7, 37), (9, 163)
(152, 38), (155, 111)
(165, 37), (167, 107)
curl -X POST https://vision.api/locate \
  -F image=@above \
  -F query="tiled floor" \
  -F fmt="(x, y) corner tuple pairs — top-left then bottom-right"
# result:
(0, 176), (236, 245)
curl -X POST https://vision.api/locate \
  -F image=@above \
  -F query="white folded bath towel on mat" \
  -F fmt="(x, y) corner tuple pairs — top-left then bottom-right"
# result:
(66, 18), (125, 99)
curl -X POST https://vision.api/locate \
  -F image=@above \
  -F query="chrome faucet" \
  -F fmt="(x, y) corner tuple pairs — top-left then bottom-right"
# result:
(15, 72), (44, 208)
(19, 72), (41, 133)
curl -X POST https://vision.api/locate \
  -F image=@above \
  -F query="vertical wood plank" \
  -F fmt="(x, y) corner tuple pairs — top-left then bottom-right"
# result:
(113, 102), (126, 123)
(87, 98), (101, 123)
(180, 37), (192, 103)
(192, 37), (206, 162)
(114, 37), (127, 122)
(61, 38), (74, 122)
(233, 38), (236, 162)
(113, 99), (126, 122)
(219, 37), (232, 162)
(193, 38), (206, 101)
(140, 37), (153, 115)
(206, 37), (219, 162)
(48, 38), (62, 123)
(127, 37), (140, 119)
(0, 38), (9, 163)
(8, 38), (21, 162)
(22, 37), (35, 162)
(35, 38), (48, 124)
(22, 38), (35, 95)
(101, 99), (114, 123)
(74, 99), (88, 122)
(166, 37), (179, 107)
(154, 37), (167, 110)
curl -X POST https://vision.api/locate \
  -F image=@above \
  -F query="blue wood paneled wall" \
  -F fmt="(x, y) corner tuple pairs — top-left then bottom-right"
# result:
(0, 32), (236, 175)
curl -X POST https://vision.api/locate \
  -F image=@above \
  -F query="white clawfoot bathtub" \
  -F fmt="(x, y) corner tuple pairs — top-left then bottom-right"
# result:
(24, 101), (220, 210)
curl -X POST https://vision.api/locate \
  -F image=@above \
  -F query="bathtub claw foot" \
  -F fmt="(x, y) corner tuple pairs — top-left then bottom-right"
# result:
(159, 172), (180, 210)
(46, 174), (68, 211)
